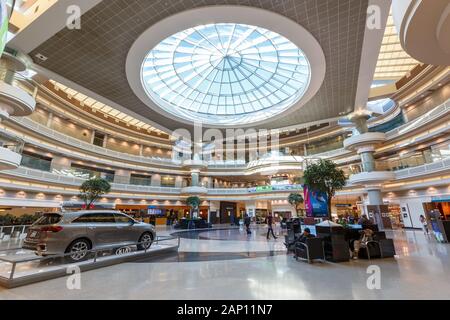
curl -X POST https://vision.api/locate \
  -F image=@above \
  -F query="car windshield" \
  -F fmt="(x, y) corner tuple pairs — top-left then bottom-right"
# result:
(34, 213), (62, 225)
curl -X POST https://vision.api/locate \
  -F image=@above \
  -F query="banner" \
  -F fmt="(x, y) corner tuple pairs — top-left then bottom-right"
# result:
(303, 185), (328, 217)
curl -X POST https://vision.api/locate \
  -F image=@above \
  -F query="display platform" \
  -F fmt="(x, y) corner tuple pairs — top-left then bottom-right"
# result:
(0, 236), (179, 288)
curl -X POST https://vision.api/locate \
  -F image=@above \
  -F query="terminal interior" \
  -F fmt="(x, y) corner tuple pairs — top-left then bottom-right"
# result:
(0, 0), (449, 299)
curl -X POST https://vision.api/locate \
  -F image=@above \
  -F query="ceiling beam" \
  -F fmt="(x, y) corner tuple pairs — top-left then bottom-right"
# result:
(7, 0), (102, 54)
(353, 0), (392, 111)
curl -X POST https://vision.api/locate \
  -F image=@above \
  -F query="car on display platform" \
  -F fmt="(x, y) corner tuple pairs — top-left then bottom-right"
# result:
(22, 210), (156, 262)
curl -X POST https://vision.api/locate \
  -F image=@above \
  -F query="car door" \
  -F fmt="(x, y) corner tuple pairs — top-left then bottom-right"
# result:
(84, 212), (118, 248)
(114, 213), (139, 244)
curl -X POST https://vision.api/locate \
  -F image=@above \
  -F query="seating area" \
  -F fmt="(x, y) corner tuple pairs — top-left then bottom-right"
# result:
(173, 218), (212, 230)
(285, 218), (396, 263)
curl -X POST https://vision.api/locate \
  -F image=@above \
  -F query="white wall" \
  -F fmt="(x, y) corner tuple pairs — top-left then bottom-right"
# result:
(114, 169), (131, 184)
(271, 204), (296, 217)
(151, 174), (161, 187)
(244, 200), (256, 217)
(403, 200), (427, 228)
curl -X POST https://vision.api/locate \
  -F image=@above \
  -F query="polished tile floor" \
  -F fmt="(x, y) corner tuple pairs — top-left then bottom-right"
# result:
(0, 226), (449, 300)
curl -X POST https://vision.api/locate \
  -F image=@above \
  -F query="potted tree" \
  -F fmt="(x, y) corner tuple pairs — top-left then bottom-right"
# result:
(288, 193), (304, 217)
(186, 196), (201, 219)
(79, 177), (111, 210)
(303, 159), (346, 220)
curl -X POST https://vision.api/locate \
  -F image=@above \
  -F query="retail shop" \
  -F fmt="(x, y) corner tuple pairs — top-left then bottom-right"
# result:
(116, 204), (209, 225)
(0, 207), (58, 225)
(209, 201), (246, 224)
(271, 200), (297, 219)
(423, 196), (450, 220)
(334, 203), (360, 219)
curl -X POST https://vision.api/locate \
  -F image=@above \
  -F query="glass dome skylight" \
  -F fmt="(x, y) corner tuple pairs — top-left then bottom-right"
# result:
(141, 23), (311, 125)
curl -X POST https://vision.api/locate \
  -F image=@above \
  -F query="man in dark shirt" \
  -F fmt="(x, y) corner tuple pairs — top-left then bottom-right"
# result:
(244, 213), (251, 235)
(266, 213), (277, 239)
(294, 228), (316, 259)
(297, 227), (315, 243)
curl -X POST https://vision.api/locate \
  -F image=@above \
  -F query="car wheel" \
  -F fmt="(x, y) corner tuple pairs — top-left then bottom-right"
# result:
(65, 239), (91, 263)
(137, 232), (153, 251)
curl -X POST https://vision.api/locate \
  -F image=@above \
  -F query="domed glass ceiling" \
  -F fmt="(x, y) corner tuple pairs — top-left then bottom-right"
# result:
(141, 23), (311, 125)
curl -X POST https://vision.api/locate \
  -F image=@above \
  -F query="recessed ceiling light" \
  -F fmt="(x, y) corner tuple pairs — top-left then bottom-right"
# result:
(35, 53), (48, 62)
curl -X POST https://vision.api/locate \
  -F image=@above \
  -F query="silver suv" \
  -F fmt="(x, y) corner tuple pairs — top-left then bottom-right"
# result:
(22, 210), (156, 262)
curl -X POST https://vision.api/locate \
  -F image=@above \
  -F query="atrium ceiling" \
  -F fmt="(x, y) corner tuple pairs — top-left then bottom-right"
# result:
(374, 12), (420, 81)
(28, 0), (369, 132)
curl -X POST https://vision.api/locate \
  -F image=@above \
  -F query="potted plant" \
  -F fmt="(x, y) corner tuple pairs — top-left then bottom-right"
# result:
(186, 196), (201, 219)
(79, 177), (111, 210)
(303, 159), (347, 220)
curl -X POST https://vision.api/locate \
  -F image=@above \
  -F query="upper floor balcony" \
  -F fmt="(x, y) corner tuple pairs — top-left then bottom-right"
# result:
(0, 131), (24, 170)
(0, 53), (36, 120)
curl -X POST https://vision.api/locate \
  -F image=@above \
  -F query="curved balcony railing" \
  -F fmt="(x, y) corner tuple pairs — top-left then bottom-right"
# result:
(0, 130), (24, 154)
(0, 166), (306, 195)
(10, 116), (181, 167)
(385, 98), (450, 139)
(395, 158), (450, 179)
(4, 96), (449, 173)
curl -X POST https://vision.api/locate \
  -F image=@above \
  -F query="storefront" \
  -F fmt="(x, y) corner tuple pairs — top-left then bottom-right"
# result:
(0, 206), (59, 225)
(116, 204), (209, 225)
(387, 204), (403, 229)
(271, 200), (296, 220)
(423, 196), (450, 220)
(334, 203), (360, 219)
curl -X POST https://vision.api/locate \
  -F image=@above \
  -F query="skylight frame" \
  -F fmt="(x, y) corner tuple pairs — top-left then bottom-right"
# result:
(140, 23), (312, 125)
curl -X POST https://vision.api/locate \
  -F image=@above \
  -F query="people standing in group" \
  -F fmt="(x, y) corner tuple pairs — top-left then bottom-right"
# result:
(266, 212), (277, 240)
(419, 214), (429, 235)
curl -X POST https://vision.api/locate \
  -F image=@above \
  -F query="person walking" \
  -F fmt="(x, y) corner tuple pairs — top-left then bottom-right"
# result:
(266, 213), (277, 240)
(419, 214), (429, 235)
(244, 213), (251, 235)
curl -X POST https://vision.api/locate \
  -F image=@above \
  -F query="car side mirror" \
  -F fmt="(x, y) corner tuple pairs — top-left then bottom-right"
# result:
(129, 219), (136, 225)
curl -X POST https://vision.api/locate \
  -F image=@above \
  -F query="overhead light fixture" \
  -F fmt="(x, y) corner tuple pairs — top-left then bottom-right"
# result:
(35, 53), (48, 62)
(20, 69), (37, 79)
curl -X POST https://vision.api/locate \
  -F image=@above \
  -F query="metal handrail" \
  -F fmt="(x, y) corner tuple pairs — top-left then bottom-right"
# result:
(385, 99), (450, 138)
(0, 225), (31, 239)
(6, 99), (448, 173)
(0, 235), (180, 280)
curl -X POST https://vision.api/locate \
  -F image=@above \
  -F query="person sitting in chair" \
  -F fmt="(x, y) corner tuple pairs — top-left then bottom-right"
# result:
(294, 228), (316, 260)
(352, 228), (374, 260)
(284, 227), (314, 250)
(297, 227), (315, 243)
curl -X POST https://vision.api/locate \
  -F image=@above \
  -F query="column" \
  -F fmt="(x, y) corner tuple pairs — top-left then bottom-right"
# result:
(367, 188), (384, 205)
(359, 147), (376, 172)
(174, 176), (183, 188)
(343, 113), (396, 229)
(114, 169), (131, 184)
(46, 112), (54, 127)
(151, 174), (161, 187)
(191, 170), (200, 187)
(50, 156), (71, 172)
(102, 134), (108, 148)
